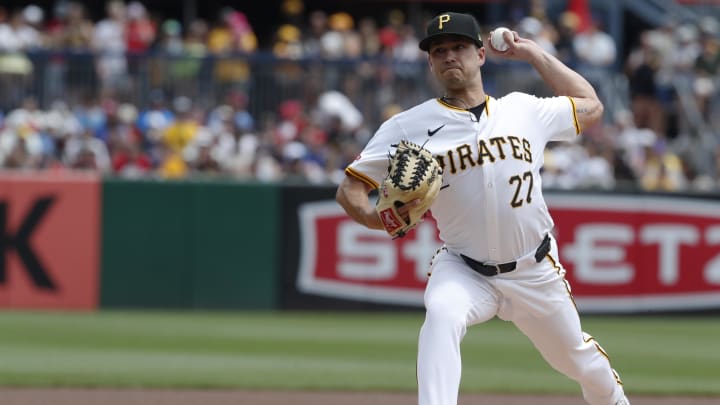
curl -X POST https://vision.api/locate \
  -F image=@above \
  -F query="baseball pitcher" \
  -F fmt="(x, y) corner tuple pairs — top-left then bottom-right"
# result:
(336, 11), (630, 405)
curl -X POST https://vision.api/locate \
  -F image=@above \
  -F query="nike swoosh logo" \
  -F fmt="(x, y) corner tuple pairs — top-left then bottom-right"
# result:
(427, 124), (445, 136)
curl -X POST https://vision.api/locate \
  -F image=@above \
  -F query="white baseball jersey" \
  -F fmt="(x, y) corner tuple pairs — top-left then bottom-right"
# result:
(346, 93), (580, 263)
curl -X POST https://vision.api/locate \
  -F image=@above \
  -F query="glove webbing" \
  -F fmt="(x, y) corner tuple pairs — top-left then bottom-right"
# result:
(389, 142), (432, 191)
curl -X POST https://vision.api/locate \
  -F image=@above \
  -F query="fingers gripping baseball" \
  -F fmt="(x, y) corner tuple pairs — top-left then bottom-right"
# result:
(490, 27), (513, 52)
(487, 28), (536, 60)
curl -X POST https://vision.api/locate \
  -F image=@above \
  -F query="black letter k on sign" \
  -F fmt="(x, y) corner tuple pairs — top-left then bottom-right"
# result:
(0, 197), (57, 290)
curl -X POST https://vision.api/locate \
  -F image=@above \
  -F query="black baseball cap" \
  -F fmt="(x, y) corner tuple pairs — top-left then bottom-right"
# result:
(419, 12), (484, 51)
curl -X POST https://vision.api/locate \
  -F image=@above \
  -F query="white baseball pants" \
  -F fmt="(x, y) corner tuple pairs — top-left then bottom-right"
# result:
(417, 236), (626, 405)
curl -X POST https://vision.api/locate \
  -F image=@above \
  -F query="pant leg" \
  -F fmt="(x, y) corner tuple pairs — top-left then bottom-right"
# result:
(512, 292), (625, 405)
(417, 250), (499, 405)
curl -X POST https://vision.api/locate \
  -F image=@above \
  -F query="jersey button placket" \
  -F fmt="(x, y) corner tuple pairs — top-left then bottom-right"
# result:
(483, 160), (501, 259)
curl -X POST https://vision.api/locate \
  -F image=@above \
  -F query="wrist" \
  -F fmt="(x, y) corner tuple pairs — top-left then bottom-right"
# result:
(526, 46), (548, 67)
(366, 208), (383, 230)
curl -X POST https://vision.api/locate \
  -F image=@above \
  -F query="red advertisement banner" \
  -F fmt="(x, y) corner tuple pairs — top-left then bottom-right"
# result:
(296, 195), (720, 313)
(0, 172), (100, 310)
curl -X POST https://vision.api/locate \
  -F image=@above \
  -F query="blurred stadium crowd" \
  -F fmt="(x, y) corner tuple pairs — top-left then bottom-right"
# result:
(0, 0), (719, 192)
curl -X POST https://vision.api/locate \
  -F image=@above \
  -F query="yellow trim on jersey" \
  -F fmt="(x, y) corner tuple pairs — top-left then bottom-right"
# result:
(567, 96), (581, 135)
(345, 167), (379, 189)
(437, 95), (492, 116)
(436, 97), (467, 112)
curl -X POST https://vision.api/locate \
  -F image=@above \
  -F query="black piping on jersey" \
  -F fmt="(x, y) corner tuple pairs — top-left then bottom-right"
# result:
(584, 333), (624, 386)
(547, 246), (622, 386)
(547, 253), (578, 312)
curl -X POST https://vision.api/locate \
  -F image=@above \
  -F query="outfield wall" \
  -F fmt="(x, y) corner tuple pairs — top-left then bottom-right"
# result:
(1, 174), (719, 313)
(100, 178), (280, 310)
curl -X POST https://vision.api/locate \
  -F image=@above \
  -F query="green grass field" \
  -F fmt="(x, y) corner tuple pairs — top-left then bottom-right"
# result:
(0, 311), (718, 396)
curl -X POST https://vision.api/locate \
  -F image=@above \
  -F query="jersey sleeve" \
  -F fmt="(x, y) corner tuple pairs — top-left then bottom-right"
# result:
(536, 95), (580, 142)
(506, 92), (579, 143)
(344, 117), (404, 189)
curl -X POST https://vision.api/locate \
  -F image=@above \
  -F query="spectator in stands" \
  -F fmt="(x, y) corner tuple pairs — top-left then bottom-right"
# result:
(125, 1), (156, 91)
(93, 0), (128, 95)
(377, 9), (404, 56)
(673, 23), (702, 75)
(43, 99), (83, 164)
(0, 96), (46, 169)
(693, 34), (720, 121)
(272, 23), (303, 59)
(207, 8), (257, 94)
(208, 103), (258, 179)
(517, 16), (557, 57)
(273, 98), (306, 148)
(574, 138), (616, 188)
(573, 18), (616, 69)
(280, 0), (305, 28)
(554, 11), (580, 67)
(136, 89), (174, 165)
(0, 8), (41, 111)
(573, 17), (617, 120)
(280, 140), (310, 182)
(270, 23), (305, 98)
(106, 102), (140, 148)
(541, 141), (587, 189)
(207, 90), (254, 135)
(625, 31), (666, 138)
(612, 108), (654, 185)
(1, 137), (31, 169)
(107, 102), (154, 177)
(46, 1), (95, 104)
(168, 18), (209, 100)
(125, 1), (156, 55)
(298, 122), (329, 177)
(154, 98), (192, 179)
(253, 145), (284, 182)
(308, 81), (365, 148)
(320, 12), (353, 59)
(73, 94), (111, 142)
(63, 126), (111, 173)
(391, 22), (423, 96)
(162, 95), (199, 155)
(21, 5), (46, 45)
(184, 126), (222, 176)
(509, 16), (559, 98)
(227, 90), (255, 133)
(357, 16), (381, 57)
(301, 10), (327, 58)
(638, 139), (687, 192)
(147, 18), (182, 91)
(111, 138), (153, 177)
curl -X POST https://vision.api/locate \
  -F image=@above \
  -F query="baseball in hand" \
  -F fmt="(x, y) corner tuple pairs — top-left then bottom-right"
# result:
(490, 27), (511, 52)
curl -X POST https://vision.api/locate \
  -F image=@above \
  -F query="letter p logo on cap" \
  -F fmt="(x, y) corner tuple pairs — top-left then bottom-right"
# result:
(438, 14), (450, 29)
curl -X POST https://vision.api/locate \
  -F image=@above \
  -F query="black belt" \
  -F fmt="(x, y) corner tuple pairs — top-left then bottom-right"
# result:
(460, 234), (551, 277)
